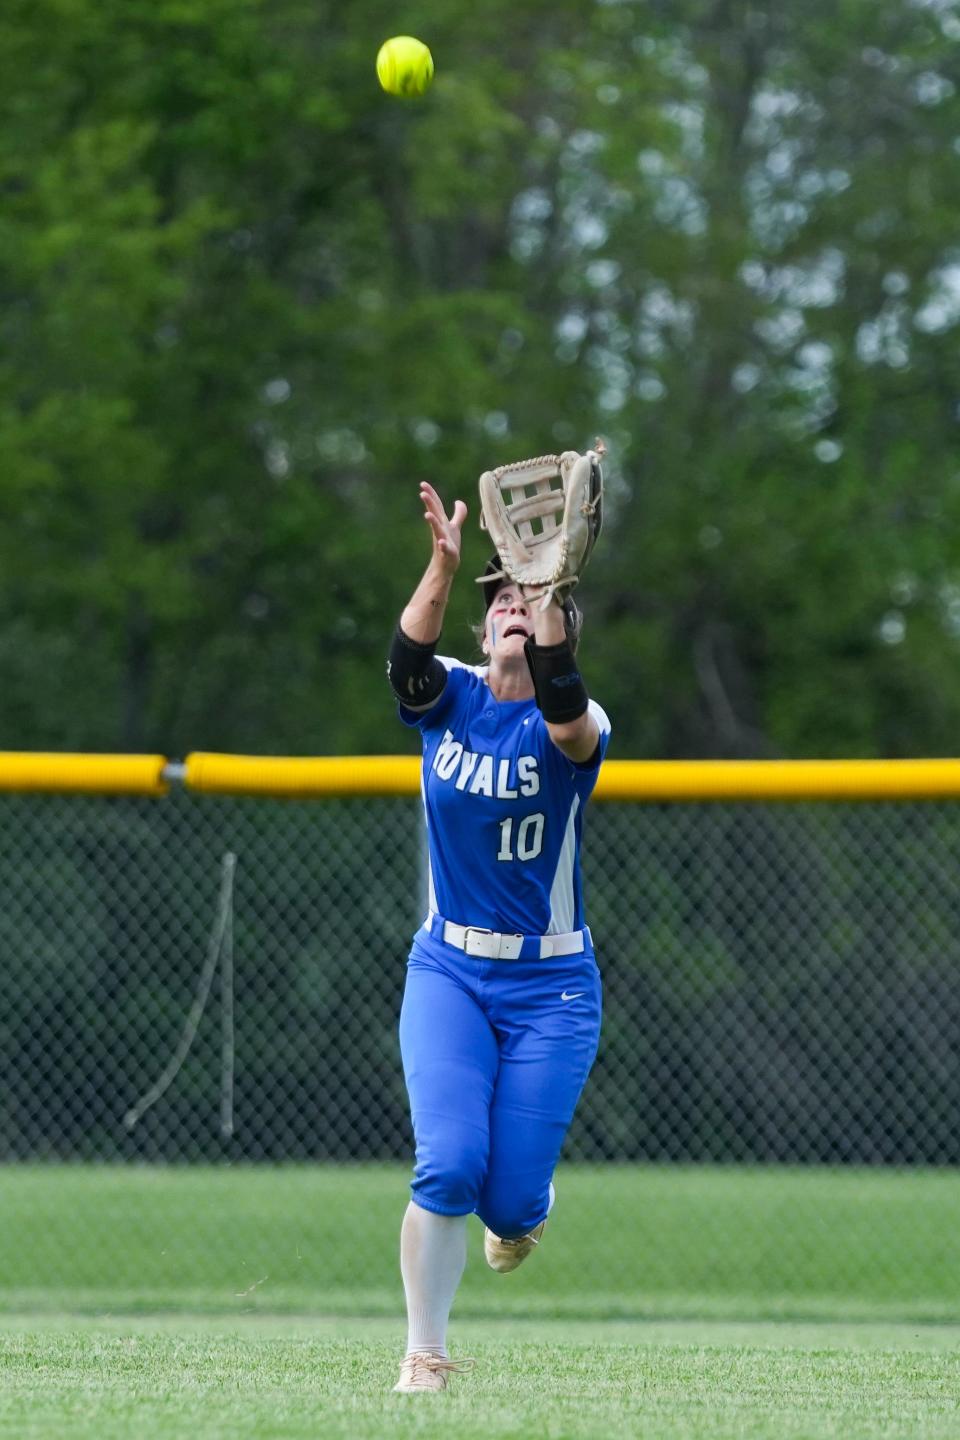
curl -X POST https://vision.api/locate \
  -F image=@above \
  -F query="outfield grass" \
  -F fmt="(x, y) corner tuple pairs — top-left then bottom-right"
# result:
(1, 1314), (959, 1440)
(2, 1163), (959, 1321)
(2, 1166), (959, 1437)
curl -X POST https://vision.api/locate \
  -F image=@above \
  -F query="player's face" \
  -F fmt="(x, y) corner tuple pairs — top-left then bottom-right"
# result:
(484, 586), (533, 659)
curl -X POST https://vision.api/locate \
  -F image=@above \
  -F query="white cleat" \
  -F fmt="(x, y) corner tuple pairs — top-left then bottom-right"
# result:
(484, 1183), (555, 1274)
(393, 1352), (476, 1394)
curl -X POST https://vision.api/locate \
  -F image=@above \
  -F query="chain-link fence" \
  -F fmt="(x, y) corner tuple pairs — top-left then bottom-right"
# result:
(2, 789), (960, 1317)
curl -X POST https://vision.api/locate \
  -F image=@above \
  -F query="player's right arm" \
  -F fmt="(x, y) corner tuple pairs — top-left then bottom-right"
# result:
(400, 482), (467, 642)
(389, 483), (468, 711)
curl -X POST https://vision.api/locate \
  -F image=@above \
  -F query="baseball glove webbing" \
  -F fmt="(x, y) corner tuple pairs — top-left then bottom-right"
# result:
(477, 443), (604, 609)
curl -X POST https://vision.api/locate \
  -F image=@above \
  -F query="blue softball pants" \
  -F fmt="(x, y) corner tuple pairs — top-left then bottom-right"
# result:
(398, 923), (602, 1239)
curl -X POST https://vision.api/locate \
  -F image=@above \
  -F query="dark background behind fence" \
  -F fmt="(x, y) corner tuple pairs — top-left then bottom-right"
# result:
(4, 792), (958, 1166)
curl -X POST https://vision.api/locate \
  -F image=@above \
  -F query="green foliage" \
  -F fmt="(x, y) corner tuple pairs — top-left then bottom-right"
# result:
(1, 0), (960, 755)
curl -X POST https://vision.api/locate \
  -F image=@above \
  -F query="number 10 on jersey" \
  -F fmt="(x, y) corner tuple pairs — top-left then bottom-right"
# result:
(497, 812), (545, 861)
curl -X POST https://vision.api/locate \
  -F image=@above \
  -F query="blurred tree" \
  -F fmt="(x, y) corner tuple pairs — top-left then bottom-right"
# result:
(0, 0), (959, 756)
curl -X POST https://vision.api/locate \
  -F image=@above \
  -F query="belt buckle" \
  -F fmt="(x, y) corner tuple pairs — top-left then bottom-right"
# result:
(463, 926), (495, 958)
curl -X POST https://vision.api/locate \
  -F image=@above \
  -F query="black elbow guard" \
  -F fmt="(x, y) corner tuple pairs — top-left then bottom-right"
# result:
(523, 636), (589, 724)
(387, 625), (447, 708)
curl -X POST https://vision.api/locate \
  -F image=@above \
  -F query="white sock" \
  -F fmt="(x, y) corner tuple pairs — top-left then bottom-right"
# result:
(400, 1200), (468, 1358)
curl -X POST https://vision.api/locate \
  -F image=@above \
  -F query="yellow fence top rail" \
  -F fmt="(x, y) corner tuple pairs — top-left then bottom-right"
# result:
(596, 758), (960, 801)
(183, 753), (421, 798)
(182, 754), (960, 802)
(0, 753), (169, 795)
(1, 752), (959, 801)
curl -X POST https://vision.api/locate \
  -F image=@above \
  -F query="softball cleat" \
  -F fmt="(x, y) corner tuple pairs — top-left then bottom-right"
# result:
(484, 1183), (555, 1273)
(393, 1352), (475, 1394)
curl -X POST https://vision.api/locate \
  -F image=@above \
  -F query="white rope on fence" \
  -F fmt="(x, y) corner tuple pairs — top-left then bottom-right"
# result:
(124, 852), (237, 1132)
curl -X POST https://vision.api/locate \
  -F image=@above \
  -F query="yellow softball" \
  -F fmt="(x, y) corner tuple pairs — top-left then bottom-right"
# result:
(376, 36), (434, 98)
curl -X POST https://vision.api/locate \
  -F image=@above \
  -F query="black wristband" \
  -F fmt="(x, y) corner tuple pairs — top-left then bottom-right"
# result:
(523, 636), (589, 724)
(387, 625), (447, 708)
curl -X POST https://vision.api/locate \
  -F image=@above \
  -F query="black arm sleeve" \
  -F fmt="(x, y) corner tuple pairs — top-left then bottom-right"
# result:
(387, 624), (448, 709)
(523, 636), (589, 724)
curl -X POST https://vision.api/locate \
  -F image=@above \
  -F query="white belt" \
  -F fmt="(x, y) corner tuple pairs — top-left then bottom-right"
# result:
(437, 917), (589, 961)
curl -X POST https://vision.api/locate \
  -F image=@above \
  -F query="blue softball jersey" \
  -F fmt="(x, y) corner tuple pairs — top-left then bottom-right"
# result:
(399, 658), (611, 935)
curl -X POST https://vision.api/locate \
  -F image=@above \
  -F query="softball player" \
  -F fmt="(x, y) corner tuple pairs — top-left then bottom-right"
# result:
(387, 481), (611, 1395)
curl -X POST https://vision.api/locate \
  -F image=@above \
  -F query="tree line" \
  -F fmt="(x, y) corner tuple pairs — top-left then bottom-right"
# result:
(2, 0), (959, 760)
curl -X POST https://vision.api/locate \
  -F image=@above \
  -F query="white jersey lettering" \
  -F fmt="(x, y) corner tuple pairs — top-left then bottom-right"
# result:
(455, 752), (480, 791)
(433, 728), (459, 774)
(435, 738), (463, 781)
(432, 735), (542, 800)
(516, 812), (545, 860)
(496, 758), (518, 800)
(468, 754), (495, 797)
(517, 755), (540, 796)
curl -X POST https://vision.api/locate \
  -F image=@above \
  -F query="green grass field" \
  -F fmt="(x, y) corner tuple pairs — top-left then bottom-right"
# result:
(2, 1164), (959, 1438)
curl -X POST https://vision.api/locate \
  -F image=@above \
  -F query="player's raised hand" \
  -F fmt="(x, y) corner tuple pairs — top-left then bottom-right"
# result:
(420, 482), (467, 574)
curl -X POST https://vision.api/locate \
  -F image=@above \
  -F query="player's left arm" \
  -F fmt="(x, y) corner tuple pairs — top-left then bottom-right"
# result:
(523, 594), (599, 764)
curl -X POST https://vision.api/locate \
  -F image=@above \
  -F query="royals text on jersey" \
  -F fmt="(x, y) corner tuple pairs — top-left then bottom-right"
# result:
(399, 658), (611, 936)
